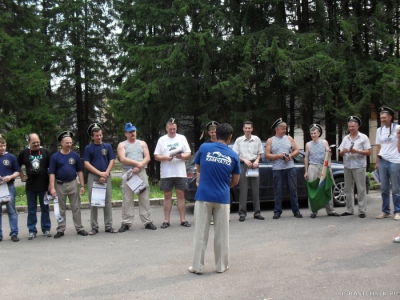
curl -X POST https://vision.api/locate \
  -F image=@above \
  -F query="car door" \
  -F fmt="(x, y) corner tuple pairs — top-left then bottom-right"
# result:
(259, 155), (274, 200)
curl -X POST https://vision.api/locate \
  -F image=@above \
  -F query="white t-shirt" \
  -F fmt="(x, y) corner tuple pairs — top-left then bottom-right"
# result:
(154, 133), (191, 178)
(376, 124), (400, 163)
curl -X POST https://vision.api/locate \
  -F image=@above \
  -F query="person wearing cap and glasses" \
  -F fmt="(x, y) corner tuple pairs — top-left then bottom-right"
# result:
(154, 118), (192, 229)
(375, 106), (400, 221)
(83, 123), (118, 235)
(117, 122), (157, 232)
(232, 121), (265, 222)
(0, 134), (20, 242)
(304, 124), (340, 218)
(338, 116), (371, 218)
(265, 118), (302, 219)
(18, 133), (52, 240)
(48, 131), (88, 238)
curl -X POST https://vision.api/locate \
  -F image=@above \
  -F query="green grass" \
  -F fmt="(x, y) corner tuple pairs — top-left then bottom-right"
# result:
(15, 177), (167, 206)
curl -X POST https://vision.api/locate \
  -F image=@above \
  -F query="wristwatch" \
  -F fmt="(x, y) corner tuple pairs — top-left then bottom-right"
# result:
(358, 149), (362, 154)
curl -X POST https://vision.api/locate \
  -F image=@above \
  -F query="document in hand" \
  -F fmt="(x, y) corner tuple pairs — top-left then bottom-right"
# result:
(0, 180), (10, 204)
(246, 168), (259, 177)
(43, 192), (64, 222)
(122, 168), (147, 195)
(92, 181), (106, 207)
(371, 170), (381, 184)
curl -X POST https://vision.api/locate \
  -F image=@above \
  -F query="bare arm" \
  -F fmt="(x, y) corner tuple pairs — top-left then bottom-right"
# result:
(265, 138), (283, 160)
(196, 164), (201, 187)
(287, 136), (300, 159)
(49, 174), (56, 197)
(230, 174), (240, 187)
(77, 171), (85, 196)
(304, 142), (310, 179)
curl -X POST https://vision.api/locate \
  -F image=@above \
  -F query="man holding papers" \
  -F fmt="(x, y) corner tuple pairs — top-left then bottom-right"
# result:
(117, 122), (157, 232)
(84, 123), (117, 235)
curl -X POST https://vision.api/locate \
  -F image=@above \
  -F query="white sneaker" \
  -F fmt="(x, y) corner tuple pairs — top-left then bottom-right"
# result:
(44, 231), (52, 237)
(376, 212), (391, 219)
(394, 213), (400, 221)
(188, 266), (202, 274)
(393, 236), (400, 243)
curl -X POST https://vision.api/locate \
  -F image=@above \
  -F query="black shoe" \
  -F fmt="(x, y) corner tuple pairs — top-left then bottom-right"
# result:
(11, 235), (19, 242)
(310, 213), (317, 218)
(273, 214), (280, 219)
(254, 215), (265, 220)
(54, 232), (64, 239)
(341, 212), (354, 216)
(328, 212), (341, 217)
(160, 222), (170, 229)
(239, 216), (245, 222)
(294, 213), (303, 218)
(145, 222), (157, 230)
(359, 213), (366, 218)
(119, 224), (130, 233)
(77, 230), (88, 236)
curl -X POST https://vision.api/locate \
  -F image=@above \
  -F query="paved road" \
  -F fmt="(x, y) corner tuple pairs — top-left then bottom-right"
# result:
(1, 191), (399, 300)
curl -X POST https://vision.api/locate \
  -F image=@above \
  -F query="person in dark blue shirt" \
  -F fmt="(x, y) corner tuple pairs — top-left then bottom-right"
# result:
(189, 123), (240, 274)
(0, 135), (20, 242)
(83, 123), (117, 235)
(49, 131), (88, 239)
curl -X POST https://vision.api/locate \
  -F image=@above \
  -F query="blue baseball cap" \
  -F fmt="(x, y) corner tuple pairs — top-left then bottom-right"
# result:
(125, 122), (137, 132)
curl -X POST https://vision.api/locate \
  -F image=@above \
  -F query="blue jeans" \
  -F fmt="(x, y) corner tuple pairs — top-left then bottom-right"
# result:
(378, 158), (400, 214)
(0, 184), (18, 238)
(273, 168), (300, 215)
(26, 190), (51, 234)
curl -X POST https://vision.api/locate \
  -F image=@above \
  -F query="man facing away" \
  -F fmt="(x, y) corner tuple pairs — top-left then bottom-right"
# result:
(375, 106), (400, 220)
(18, 133), (52, 240)
(232, 121), (264, 222)
(338, 116), (371, 218)
(265, 118), (302, 219)
(84, 123), (118, 235)
(117, 122), (157, 232)
(49, 131), (88, 238)
(304, 124), (340, 218)
(0, 134), (20, 242)
(154, 118), (192, 229)
(189, 123), (240, 274)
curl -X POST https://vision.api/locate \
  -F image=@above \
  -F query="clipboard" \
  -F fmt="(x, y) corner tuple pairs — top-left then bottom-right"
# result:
(91, 181), (106, 207)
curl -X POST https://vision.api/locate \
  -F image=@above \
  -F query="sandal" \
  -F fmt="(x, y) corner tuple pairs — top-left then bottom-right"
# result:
(89, 228), (98, 235)
(105, 227), (118, 233)
(181, 221), (191, 227)
(161, 222), (170, 229)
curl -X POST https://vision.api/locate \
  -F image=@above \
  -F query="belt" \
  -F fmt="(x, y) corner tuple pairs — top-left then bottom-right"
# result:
(56, 180), (73, 184)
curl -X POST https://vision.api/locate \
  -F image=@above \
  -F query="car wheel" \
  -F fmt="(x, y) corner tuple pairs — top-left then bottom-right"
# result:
(333, 176), (346, 207)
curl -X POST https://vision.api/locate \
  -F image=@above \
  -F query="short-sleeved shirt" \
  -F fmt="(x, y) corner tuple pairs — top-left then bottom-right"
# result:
(48, 151), (83, 182)
(194, 142), (241, 204)
(232, 135), (264, 161)
(18, 148), (51, 192)
(376, 123), (400, 163)
(83, 142), (115, 172)
(271, 136), (295, 170)
(154, 133), (191, 178)
(0, 153), (19, 185)
(338, 132), (371, 169)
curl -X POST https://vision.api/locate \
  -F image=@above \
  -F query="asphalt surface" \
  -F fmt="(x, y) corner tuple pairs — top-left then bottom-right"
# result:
(1, 190), (399, 300)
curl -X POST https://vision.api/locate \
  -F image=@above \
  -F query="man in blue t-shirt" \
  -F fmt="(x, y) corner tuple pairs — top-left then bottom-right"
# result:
(83, 123), (117, 235)
(49, 131), (88, 239)
(188, 123), (240, 275)
(0, 135), (20, 242)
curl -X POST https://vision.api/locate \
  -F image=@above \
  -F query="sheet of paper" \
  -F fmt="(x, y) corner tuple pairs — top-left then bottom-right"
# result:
(91, 181), (106, 207)
(246, 168), (259, 177)
(0, 181), (10, 204)
(122, 169), (147, 195)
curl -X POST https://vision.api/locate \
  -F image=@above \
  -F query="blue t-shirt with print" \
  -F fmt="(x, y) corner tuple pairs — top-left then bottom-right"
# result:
(48, 151), (83, 182)
(83, 142), (115, 172)
(194, 142), (241, 204)
(0, 153), (19, 185)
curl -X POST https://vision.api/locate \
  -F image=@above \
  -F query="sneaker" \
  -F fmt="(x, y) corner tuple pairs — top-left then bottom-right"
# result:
(393, 236), (400, 243)
(11, 235), (19, 242)
(44, 231), (52, 237)
(376, 212), (391, 219)
(394, 213), (400, 221)
(188, 266), (203, 274)
(28, 232), (36, 240)
(54, 232), (64, 239)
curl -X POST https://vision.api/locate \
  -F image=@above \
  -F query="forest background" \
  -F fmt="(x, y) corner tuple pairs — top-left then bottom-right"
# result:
(1, 0), (400, 180)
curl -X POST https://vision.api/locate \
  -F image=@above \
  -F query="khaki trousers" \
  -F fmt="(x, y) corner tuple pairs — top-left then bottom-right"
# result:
(192, 200), (230, 273)
(344, 167), (367, 214)
(121, 168), (152, 227)
(88, 173), (113, 230)
(55, 180), (84, 232)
